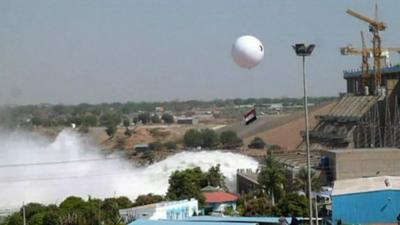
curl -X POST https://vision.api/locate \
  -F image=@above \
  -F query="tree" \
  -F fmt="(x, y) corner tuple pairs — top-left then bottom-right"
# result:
(200, 129), (219, 149)
(248, 137), (266, 149)
(124, 128), (132, 137)
(137, 112), (150, 124)
(133, 194), (164, 207)
(141, 149), (155, 164)
(293, 166), (321, 196)
(149, 141), (163, 151)
(59, 196), (86, 211)
(275, 193), (308, 217)
(164, 141), (177, 150)
(105, 125), (117, 137)
(258, 155), (285, 206)
(205, 164), (227, 190)
(183, 129), (202, 148)
(150, 115), (161, 124)
(123, 119), (130, 127)
(219, 131), (243, 149)
(240, 196), (273, 216)
(166, 167), (206, 205)
(161, 113), (174, 124)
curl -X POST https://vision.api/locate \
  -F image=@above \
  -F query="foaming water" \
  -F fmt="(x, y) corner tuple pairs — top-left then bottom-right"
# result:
(0, 130), (258, 208)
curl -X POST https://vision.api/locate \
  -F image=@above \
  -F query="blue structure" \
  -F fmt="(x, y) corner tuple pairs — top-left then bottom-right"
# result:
(332, 176), (400, 224)
(129, 219), (258, 225)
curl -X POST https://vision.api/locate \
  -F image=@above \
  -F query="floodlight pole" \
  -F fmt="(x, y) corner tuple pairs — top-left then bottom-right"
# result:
(303, 54), (313, 225)
(293, 43), (315, 225)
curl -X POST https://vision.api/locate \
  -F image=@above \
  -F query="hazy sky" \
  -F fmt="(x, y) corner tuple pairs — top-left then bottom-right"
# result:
(1, 0), (400, 105)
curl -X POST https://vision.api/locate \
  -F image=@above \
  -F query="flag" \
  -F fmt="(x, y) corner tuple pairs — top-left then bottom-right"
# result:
(244, 108), (257, 125)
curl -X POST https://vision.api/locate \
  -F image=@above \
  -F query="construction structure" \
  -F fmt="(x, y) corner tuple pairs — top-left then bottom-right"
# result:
(308, 5), (400, 150)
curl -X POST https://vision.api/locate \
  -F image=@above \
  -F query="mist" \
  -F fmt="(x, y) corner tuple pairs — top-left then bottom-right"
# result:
(0, 130), (258, 209)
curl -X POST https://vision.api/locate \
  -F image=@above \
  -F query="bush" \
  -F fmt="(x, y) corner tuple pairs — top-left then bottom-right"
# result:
(149, 141), (163, 151)
(183, 129), (202, 148)
(220, 130), (243, 149)
(161, 113), (174, 124)
(164, 141), (177, 150)
(248, 137), (266, 149)
(150, 115), (161, 124)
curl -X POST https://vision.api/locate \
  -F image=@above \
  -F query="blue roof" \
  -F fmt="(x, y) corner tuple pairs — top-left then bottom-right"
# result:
(129, 219), (258, 225)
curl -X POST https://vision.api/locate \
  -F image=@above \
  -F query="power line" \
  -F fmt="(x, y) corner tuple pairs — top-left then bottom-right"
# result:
(0, 157), (124, 168)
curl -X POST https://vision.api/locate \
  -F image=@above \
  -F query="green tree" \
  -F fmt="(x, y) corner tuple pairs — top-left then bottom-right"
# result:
(133, 194), (164, 207)
(124, 128), (132, 137)
(59, 196), (85, 211)
(23, 203), (47, 221)
(105, 125), (117, 137)
(205, 164), (227, 190)
(123, 119), (130, 127)
(82, 115), (98, 127)
(240, 196), (273, 216)
(293, 166), (321, 196)
(150, 115), (161, 124)
(183, 129), (202, 148)
(149, 141), (163, 151)
(258, 155), (285, 206)
(141, 149), (155, 164)
(2, 212), (23, 225)
(200, 129), (219, 149)
(248, 137), (266, 149)
(137, 112), (150, 124)
(164, 141), (177, 150)
(166, 167), (206, 205)
(219, 131), (243, 149)
(275, 193), (308, 217)
(42, 211), (59, 225)
(161, 113), (174, 124)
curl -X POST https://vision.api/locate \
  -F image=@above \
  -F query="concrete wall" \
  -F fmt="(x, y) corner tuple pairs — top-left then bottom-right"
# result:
(322, 148), (400, 181)
(332, 190), (400, 224)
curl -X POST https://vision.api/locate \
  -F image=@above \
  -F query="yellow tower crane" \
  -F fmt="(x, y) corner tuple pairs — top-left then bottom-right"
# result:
(340, 31), (400, 94)
(346, 4), (386, 91)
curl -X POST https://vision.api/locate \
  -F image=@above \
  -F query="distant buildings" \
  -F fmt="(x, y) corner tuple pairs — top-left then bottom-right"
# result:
(332, 176), (400, 224)
(119, 199), (198, 223)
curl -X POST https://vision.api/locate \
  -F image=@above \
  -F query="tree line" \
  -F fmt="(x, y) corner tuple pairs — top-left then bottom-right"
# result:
(183, 129), (243, 149)
(0, 97), (336, 129)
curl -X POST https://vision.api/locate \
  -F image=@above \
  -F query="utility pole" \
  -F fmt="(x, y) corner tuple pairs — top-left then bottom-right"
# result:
(22, 202), (26, 225)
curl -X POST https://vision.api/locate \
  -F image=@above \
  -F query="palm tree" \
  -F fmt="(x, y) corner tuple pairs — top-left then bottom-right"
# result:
(293, 166), (321, 196)
(257, 155), (285, 206)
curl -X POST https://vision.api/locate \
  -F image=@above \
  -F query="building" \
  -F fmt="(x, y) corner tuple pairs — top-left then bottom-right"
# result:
(129, 219), (258, 225)
(236, 169), (259, 194)
(332, 176), (400, 224)
(119, 199), (198, 223)
(134, 144), (149, 153)
(176, 117), (198, 125)
(129, 216), (307, 225)
(202, 189), (239, 213)
(321, 148), (400, 181)
(306, 65), (400, 150)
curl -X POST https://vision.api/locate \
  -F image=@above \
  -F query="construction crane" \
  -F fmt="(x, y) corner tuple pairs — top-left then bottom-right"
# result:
(340, 31), (370, 90)
(340, 31), (400, 93)
(346, 4), (386, 90)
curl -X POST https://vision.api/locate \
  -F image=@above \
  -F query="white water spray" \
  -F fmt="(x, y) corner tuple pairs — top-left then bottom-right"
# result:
(0, 130), (258, 208)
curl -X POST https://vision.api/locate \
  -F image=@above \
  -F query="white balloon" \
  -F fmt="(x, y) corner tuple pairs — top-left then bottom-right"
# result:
(231, 35), (264, 69)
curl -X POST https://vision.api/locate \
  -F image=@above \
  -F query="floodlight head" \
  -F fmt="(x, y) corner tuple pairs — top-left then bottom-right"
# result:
(293, 43), (315, 56)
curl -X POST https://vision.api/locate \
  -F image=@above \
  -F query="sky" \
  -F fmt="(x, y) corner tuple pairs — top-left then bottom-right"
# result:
(0, 0), (400, 105)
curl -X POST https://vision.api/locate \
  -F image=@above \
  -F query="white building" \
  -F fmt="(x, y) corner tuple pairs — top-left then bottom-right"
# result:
(119, 199), (198, 223)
